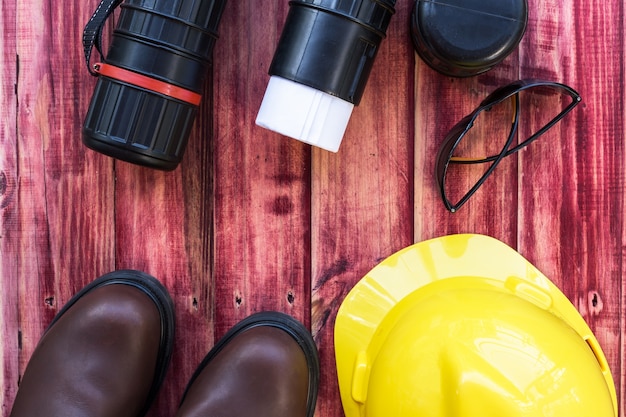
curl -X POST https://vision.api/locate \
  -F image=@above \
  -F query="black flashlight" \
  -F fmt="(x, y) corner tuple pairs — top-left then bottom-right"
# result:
(82, 0), (228, 170)
(256, 0), (396, 152)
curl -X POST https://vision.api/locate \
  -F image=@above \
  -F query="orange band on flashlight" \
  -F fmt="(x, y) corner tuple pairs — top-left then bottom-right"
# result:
(94, 63), (202, 106)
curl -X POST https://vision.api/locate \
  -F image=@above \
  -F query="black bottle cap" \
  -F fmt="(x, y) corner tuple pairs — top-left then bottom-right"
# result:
(411, 0), (528, 77)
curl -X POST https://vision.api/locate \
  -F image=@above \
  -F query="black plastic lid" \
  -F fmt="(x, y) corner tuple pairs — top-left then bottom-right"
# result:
(411, 0), (528, 77)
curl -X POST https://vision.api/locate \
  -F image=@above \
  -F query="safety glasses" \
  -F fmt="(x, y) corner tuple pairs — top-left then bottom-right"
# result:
(435, 79), (581, 212)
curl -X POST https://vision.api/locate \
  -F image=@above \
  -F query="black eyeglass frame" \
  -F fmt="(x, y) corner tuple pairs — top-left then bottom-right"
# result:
(435, 79), (582, 213)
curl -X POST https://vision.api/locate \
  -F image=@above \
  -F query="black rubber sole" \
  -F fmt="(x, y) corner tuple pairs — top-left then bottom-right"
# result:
(179, 311), (320, 417)
(45, 269), (176, 417)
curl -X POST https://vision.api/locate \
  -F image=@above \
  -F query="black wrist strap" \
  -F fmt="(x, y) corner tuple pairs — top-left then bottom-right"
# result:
(83, 0), (124, 75)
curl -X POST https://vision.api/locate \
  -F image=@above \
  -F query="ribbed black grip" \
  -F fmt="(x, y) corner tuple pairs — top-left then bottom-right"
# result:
(269, 0), (396, 105)
(82, 0), (227, 170)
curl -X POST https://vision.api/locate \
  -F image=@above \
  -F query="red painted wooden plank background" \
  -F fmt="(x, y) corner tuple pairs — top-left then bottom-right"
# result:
(1, 0), (624, 417)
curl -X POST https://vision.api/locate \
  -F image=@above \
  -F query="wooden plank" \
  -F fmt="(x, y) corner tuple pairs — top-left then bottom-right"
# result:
(113, 159), (213, 416)
(110, 31), (216, 417)
(517, 0), (624, 413)
(81, 2), (215, 415)
(212, 1), (312, 336)
(0, 0), (19, 410)
(310, 2), (415, 415)
(414, 60), (521, 245)
(12, 0), (117, 405)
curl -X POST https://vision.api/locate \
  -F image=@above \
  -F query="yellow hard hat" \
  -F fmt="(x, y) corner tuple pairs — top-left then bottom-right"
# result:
(334, 234), (617, 417)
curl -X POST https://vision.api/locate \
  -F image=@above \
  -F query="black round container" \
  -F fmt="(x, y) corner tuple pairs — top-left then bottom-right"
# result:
(269, 0), (396, 105)
(411, 0), (528, 77)
(82, 0), (227, 170)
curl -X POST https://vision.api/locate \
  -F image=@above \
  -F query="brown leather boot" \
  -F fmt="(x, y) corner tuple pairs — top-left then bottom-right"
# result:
(176, 312), (319, 417)
(10, 270), (175, 417)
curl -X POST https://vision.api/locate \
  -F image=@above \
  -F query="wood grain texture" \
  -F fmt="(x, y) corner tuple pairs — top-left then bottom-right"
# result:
(518, 1), (625, 413)
(10, 0), (117, 409)
(0, 0), (19, 412)
(414, 56), (522, 245)
(310, 2), (415, 415)
(109, 28), (217, 417)
(212, 1), (312, 336)
(113, 161), (214, 416)
(1, 0), (624, 416)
